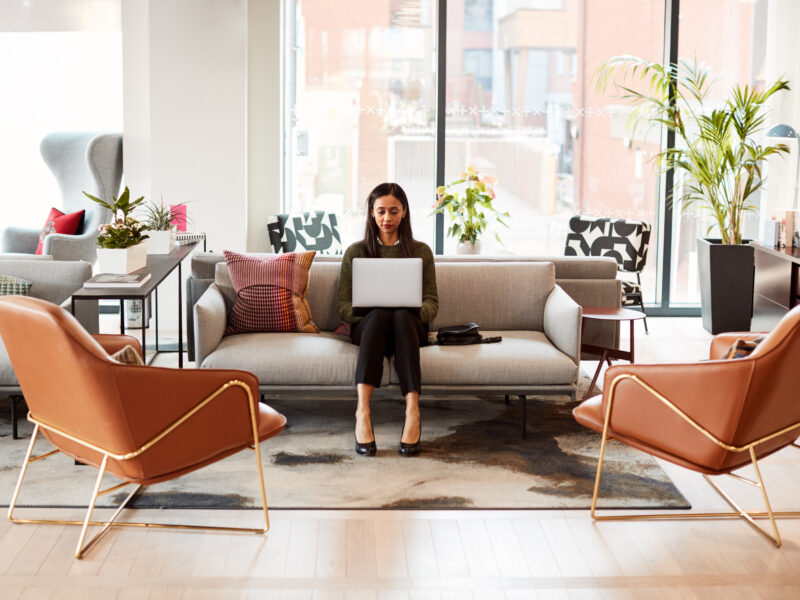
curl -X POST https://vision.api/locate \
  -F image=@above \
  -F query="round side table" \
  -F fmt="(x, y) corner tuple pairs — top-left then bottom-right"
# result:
(581, 307), (647, 400)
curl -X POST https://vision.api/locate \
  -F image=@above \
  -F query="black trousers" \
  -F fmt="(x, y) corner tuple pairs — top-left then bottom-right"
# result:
(350, 308), (427, 396)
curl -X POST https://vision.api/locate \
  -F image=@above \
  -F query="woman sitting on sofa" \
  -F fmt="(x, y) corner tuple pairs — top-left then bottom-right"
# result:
(336, 182), (439, 457)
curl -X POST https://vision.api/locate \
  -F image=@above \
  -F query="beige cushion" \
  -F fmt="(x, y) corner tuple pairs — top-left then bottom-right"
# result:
(393, 330), (578, 386)
(431, 262), (554, 332)
(202, 331), (391, 387)
(110, 344), (144, 365)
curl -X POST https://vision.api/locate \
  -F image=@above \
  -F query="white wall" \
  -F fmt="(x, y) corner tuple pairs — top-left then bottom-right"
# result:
(122, 0), (281, 253)
(247, 0), (282, 252)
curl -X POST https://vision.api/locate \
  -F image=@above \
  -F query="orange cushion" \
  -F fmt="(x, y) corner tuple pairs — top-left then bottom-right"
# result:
(35, 207), (85, 255)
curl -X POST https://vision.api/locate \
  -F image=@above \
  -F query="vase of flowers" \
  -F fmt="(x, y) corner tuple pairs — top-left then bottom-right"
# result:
(140, 197), (186, 254)
(432, 166), (509, 253)
(84, 187), (149, 274)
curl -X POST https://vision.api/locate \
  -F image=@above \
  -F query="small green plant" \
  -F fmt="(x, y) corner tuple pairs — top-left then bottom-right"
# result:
(594, 56), (791, 244)
(83, 187), (149, 249)
(432, 166), (509, 245)
(141, 197), (186, 231)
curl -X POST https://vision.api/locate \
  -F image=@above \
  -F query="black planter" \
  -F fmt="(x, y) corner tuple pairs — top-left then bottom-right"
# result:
(697, 238), (754, 334)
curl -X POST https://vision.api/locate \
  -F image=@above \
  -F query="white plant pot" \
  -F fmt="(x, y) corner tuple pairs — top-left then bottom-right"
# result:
(147, 230), (174, 254)
(96, 242), (148, 274)
(456, 240), (482, 255)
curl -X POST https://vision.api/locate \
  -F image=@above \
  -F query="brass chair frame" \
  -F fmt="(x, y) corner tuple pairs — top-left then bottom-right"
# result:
(590, 373), (800, 547)
(7, 380), (271, 559)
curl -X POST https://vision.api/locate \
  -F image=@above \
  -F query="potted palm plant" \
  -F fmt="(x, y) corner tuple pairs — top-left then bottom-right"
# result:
(140, 198), (185, 254)
(84, 187), (149, 274)
(596, 56), (791, 333)
(432, 165), (509, 254)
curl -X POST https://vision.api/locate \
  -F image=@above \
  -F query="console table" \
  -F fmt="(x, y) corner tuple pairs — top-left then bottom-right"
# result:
(751, 241), (800, 331)
(71, 243), (198, 367)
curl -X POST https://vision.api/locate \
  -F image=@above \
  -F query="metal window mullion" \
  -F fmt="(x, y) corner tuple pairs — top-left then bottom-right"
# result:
(659, 0), (680, 308)
(433, 0), (447, 255)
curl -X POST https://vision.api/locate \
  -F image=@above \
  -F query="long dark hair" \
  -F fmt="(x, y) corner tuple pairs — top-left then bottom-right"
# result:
(363, 182), (415, 258)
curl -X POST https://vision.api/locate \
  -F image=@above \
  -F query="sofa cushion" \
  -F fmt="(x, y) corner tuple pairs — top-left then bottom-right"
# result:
(201, 331), (391, 386)
(0, 274), (32, 296)
(223, 250), (319, 335)
(35, 207), (85, 255)
(431, 262), (554, 332)
(393, 330), (578, 386)
(216, 260), (344, 332)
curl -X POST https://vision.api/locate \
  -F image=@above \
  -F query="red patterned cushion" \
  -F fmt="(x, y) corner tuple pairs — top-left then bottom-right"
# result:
(35, 207), (85, 255)
(223, 250), (319, 335)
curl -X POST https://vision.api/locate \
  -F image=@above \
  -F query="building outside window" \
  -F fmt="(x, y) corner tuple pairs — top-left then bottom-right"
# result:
(283, 0), (781, 310)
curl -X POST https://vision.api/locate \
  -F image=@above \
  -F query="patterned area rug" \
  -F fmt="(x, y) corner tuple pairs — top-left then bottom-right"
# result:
(0, 377), (689, 510)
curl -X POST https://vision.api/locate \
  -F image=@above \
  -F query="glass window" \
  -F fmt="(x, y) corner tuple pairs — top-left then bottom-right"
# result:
(283, 1), (437, 249)
(443, 0), (665, 286)
(464, 0), (493, 31)
(669, 0), (768, 305)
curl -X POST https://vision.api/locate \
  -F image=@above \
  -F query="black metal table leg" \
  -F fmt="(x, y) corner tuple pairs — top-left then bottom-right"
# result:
(178, 261), (184, 368)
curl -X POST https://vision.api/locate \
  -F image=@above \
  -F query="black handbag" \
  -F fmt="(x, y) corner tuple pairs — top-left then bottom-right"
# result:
(436, 323), (501, 345)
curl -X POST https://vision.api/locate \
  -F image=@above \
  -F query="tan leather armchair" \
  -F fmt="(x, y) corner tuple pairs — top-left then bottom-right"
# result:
(0, 296), (286, 559)
(573, 305), (800, 547)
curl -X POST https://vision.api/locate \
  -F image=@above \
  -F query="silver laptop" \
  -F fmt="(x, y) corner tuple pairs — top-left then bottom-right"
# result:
(352, 258), (423, 308)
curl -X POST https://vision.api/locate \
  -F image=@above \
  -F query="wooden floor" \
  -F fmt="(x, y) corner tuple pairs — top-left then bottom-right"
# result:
(2, 317), (800, 599)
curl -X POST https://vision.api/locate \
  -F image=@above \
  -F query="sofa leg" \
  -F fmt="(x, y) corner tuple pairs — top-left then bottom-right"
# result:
(504, 394), (510, 404)
(570, 390), (576, 402)
(519, 395), (527, 439)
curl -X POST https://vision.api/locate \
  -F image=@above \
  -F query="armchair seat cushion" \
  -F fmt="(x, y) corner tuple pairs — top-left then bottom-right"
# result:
(201, 332), (391, 387)
(396, 330), (578, 386)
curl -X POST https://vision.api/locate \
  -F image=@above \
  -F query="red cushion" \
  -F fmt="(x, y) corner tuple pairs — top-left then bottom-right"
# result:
(35, 208), (85, 255)
(223, 250), (319, 335)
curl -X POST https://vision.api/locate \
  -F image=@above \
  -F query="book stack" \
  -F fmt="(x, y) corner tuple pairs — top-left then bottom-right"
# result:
(84, 271), (152, 288)
(174, 232), (206, 246)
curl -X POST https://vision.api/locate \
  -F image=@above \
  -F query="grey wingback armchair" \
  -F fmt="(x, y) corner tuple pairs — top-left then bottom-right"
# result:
(1, 132), (123, 263)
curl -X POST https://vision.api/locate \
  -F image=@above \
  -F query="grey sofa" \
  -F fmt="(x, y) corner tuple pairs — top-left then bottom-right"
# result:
(0, 259), (97, 438)
(185, 253), (622, 362)
(194, 260), (585, 433)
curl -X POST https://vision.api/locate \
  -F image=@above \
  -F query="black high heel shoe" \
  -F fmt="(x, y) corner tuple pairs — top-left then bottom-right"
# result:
(399, 417), (421, 457)
(355, 423), (377, 456)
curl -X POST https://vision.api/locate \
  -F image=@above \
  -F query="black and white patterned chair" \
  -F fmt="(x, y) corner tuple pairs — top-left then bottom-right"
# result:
(564, 215), (651, 332)
(267, 212), (342, 255)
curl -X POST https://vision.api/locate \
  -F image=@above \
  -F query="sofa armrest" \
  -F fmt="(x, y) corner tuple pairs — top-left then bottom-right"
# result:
(43, 231), (97, 262)
(194, 283), (227, 367)
(2, 227), (40, 254)
(186, 277), (214, 362)
(543, 284), (582, 364)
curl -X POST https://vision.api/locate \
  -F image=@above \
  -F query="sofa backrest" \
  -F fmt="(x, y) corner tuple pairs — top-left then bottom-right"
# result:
(430, 262), (554, 331)
(215, 259), (556, 333)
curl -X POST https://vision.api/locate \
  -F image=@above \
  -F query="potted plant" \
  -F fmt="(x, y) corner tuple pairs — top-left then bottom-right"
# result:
(595, 56), (791, 333)
(84, 187), (149, 274)
(432, 166), (509, 254)
(140, 198), (186, 254)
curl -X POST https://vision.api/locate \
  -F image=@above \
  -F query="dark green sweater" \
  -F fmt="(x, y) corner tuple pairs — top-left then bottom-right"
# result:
(337, 240), (439, 324)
